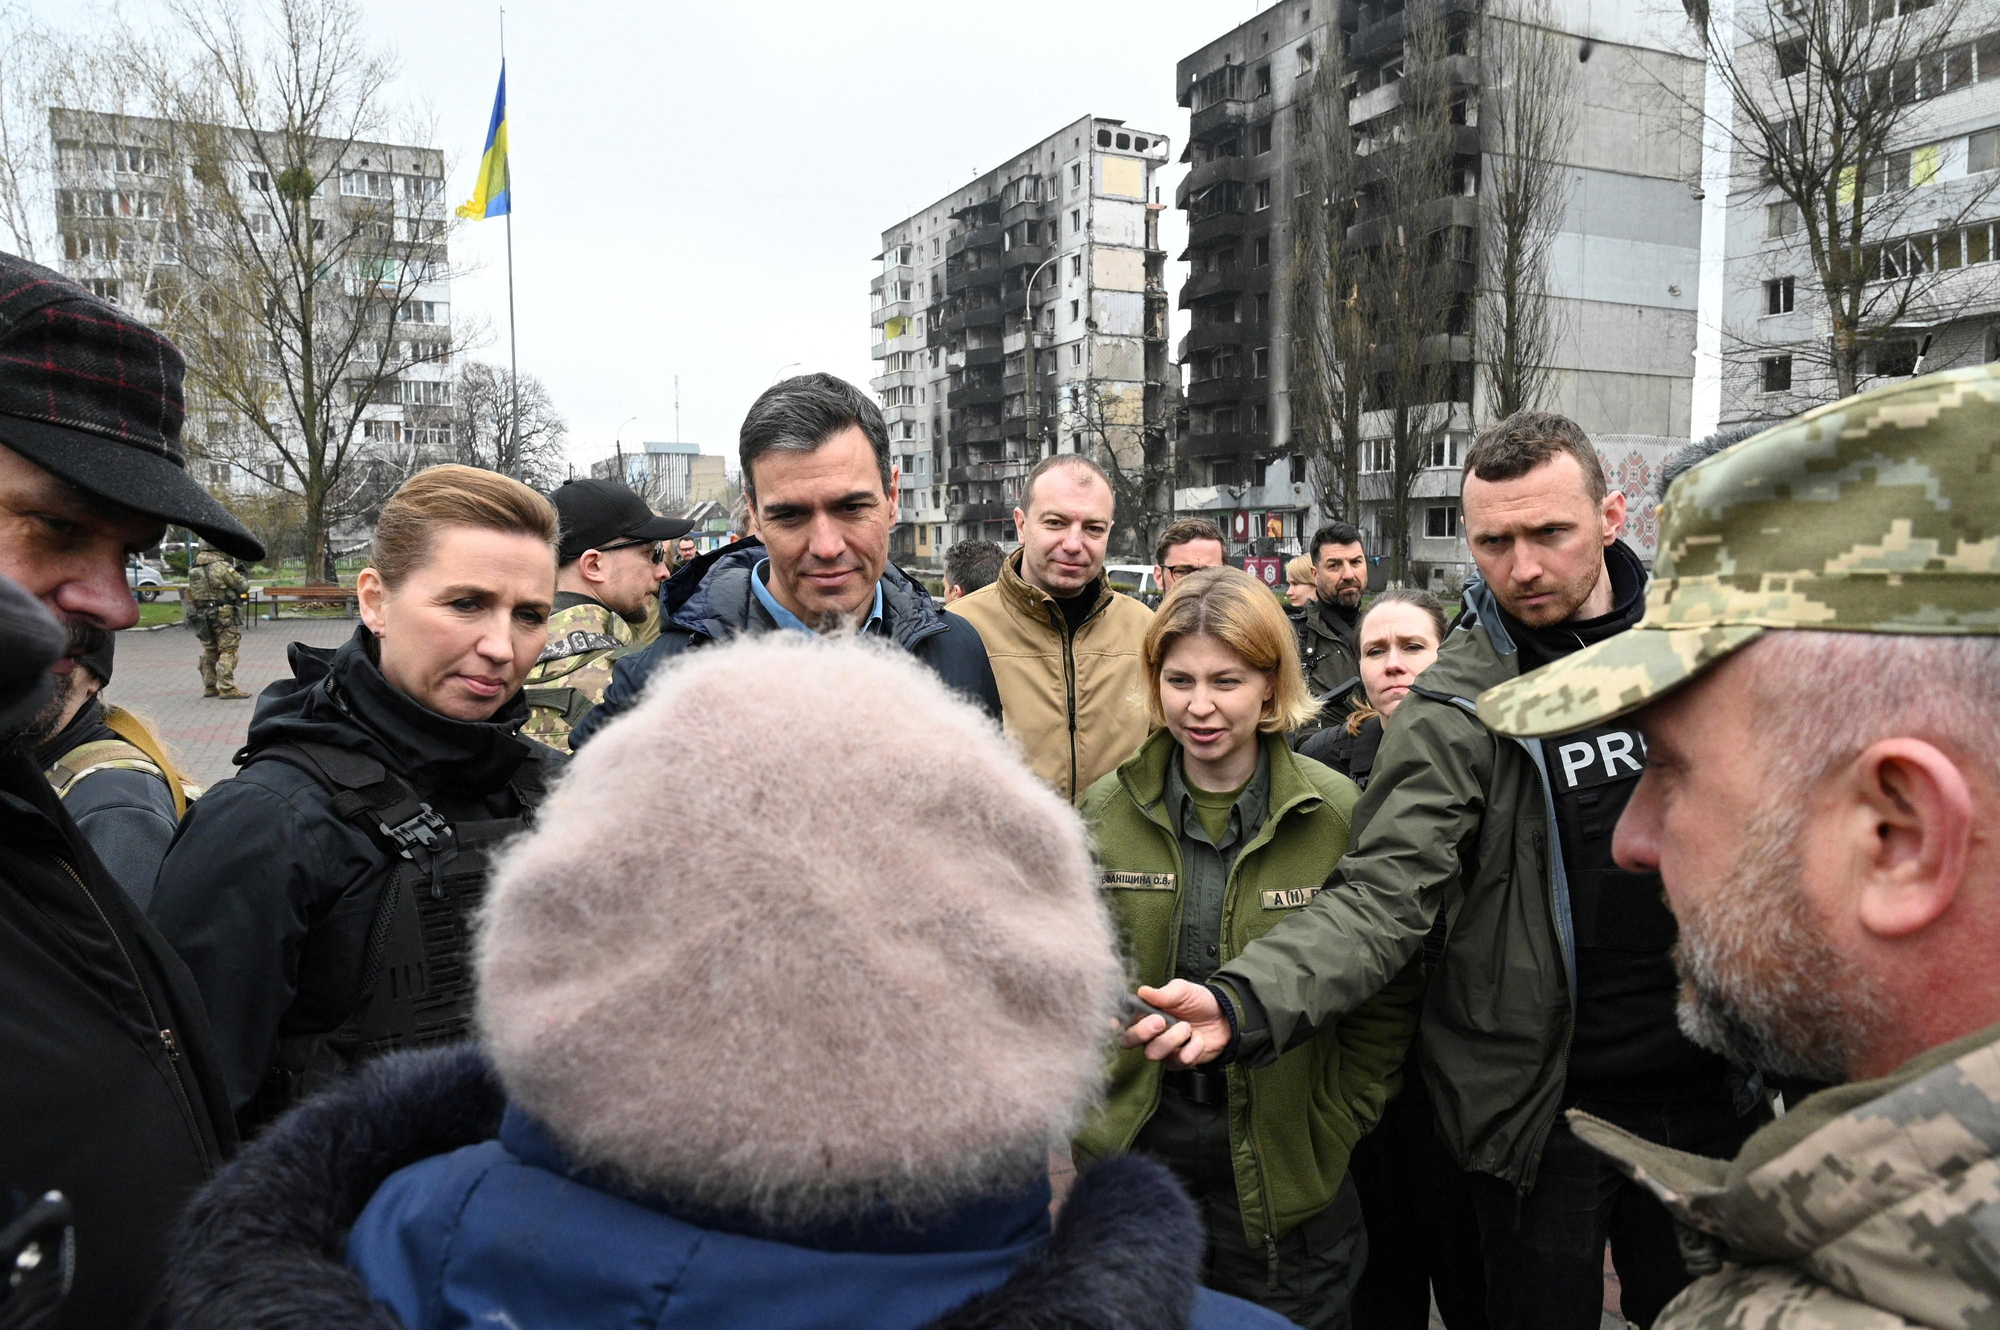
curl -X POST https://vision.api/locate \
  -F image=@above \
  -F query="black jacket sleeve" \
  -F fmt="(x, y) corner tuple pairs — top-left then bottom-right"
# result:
(920, 614), (1003, 723)
(148, 773), (378, 1113)
(65, 767), (181, 912)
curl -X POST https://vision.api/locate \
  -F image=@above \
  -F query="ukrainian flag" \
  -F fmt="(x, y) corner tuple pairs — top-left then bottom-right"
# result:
(456, 63), (509, 220)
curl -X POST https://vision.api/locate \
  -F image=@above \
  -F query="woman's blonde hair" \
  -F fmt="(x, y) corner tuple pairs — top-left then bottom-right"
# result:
(1145, 566), (1317, 733)
(369, 465), (561, 589)
(1285, 554), (1314, 586)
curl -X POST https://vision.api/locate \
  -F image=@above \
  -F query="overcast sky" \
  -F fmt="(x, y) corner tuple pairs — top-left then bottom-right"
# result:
(46, 1), (1289, 476)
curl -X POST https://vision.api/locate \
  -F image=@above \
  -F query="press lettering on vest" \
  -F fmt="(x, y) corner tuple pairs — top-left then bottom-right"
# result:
(1555, 729), (1647, 791)
(1102, 871), (1175, 890)
(1261, 887), (1320, 910)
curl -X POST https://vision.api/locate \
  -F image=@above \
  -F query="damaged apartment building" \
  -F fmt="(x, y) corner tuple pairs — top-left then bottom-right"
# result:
(1174, 0), (1705, 584)
(870, 114), (1172, 566)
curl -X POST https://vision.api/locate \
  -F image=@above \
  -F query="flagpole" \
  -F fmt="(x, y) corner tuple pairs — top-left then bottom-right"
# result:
(501, 7), (520, 480)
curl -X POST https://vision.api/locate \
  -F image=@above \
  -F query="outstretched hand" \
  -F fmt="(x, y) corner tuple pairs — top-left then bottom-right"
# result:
(1117, 980), (1230, 1068)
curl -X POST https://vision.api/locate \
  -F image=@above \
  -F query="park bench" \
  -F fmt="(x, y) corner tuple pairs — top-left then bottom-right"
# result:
(258, 585), (358, 618)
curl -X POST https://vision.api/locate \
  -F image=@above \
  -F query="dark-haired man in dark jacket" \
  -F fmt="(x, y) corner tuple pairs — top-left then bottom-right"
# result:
(0, 251), (260, 1330)
(571, 374), (998, 750)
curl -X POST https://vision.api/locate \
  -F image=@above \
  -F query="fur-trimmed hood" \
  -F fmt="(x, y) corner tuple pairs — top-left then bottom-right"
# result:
(165, 1046), (1291, 1330)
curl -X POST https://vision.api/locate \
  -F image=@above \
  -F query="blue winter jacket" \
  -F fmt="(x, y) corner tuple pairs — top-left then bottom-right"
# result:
(163, 1046), (1295, 1330)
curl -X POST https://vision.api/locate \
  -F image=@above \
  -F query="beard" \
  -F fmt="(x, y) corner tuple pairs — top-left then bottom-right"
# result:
(1497, 570), (1599, 628)
(1671, 797), (1883, 1083)
(0, 616), (109, 755)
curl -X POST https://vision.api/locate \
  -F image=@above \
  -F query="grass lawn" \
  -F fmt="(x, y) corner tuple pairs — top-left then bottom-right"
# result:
(136, 602), (184, 628)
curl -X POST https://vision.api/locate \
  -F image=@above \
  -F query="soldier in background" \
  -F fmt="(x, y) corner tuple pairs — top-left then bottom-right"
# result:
(522, 478), (691, 753)
(1480, 364), (2000, 1327)
(186, 545), (249, 699)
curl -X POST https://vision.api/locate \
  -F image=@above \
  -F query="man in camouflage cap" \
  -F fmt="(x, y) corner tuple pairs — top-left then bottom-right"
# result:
(1479, 363), (2000, 1327)
(522, 478), (691, 753)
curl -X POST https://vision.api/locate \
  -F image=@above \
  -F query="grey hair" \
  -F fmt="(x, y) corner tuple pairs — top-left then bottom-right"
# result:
(739, 373), (892, 500)
(1744, 632), (2000, 796)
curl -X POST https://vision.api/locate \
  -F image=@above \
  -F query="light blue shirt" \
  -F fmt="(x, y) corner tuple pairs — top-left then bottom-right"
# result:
(751, 559), (884, 636)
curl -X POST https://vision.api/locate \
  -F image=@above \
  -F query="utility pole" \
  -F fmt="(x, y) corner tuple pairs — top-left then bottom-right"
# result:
(1024, 253), (1059, 462)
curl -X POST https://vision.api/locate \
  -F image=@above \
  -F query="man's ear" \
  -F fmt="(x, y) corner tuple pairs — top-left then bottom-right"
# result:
(574, 549), (606, 586)
(1013, 508), (1028, 541)
(1849, 738), (1975, 941)
(1600, 490), (1628, 546)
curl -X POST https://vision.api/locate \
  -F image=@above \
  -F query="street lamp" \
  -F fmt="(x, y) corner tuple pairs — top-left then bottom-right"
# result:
(770, 361), (802, 385)
(1024, 254), (1060, 459)
(613, 415), (638, 484)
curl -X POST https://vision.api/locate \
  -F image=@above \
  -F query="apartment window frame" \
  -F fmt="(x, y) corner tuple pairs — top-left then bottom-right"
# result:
(1761, 354), (1794, 394)
(1424, 503), (1461, 540)
(1254, 180), (1272, 211)
(1764, 276), (1796, 315)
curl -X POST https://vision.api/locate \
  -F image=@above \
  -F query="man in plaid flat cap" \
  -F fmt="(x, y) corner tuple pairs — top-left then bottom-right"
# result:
(0, 251), (258, 1329)
(1479, 364), (2000, 1328)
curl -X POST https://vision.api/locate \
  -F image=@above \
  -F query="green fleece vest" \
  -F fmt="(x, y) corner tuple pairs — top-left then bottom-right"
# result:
(1074, 727), (1423, 1247)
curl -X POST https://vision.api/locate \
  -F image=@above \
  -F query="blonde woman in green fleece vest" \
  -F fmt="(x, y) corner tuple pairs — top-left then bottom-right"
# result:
(1075, 566), (1424, 1330)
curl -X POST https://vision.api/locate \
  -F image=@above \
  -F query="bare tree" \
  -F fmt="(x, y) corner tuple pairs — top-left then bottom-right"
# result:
(454, 361), (566, 487)
(1289, 40), (1373, 528)
(125, 0), (467, 581)
(1067, 379), (1176, 560)
(1689, 0), (1997, 409)
(1357, 0), (1466, 584)
(1478, 0), (1578, 417)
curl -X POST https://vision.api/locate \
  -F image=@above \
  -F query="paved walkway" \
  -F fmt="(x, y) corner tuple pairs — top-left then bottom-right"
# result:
(108, 615), (356, 788)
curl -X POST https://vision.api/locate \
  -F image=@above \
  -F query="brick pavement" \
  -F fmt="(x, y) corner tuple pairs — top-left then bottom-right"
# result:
(106, 614), (356, 788)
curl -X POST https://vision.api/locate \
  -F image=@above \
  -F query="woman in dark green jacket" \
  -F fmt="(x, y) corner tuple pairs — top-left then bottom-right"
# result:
(1075, 567), (1424, 1330)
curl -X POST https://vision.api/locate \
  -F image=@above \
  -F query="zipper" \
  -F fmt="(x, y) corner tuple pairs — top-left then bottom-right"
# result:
(54, 856), (212, 1170)
(1061, 613), (1079, 800)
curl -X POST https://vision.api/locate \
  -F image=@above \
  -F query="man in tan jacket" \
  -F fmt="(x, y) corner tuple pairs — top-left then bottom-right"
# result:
(948, 454), (1153, 803)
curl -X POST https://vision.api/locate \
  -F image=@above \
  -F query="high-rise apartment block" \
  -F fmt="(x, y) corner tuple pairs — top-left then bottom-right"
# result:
(1174, 1), (1704, 581)
(871, 114), (1171, 566)
(1705, 0), (2000, 429)
(591, 440), (728, 508)
(48, 107), (452, 500)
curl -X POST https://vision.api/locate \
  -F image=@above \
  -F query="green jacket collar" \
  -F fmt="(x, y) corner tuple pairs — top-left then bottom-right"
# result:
(1572, 1020), (2000, 1264)
(1116, 727), (1325, 837)
(1164, 742), (1271, 847)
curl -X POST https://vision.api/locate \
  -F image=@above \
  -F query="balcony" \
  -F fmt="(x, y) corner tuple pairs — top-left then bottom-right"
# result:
(964, 345), (1005, 368)
(947, 224), (1004, 258)
(1176, 155), (1254, 209)
(949, 502), (1012, 524)
(957, 423), (1004, 445)
(1187, 371), (1253, 406)
(959, 459), (1031, 482)
(1187, 209), (1254, 247)
(1179, 266), (1249, 307)
(1190, 97), (1254, 143)
(870, 298), (916, 329)
(950, 263), (1006, 291)
(949, 381), (1006, 409)
(1001, 240), (1050, 272)
(1182, 318), (1264, 357)
(871, 368), (920, 395)
(1180, 428), (1270, 460)
(938, 303), (1006, 334)
(869, 263), (915, 297)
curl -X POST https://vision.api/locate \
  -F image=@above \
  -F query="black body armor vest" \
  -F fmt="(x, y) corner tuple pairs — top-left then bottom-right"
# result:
(237, 739), (547, 1128)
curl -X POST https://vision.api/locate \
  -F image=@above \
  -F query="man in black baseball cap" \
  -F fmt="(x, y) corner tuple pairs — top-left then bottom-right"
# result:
(520, 478), (693, 752)
(0, 252), (241, 1330)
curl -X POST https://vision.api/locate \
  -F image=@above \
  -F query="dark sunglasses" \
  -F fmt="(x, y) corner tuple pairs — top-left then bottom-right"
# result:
(598, 538), (665, 564)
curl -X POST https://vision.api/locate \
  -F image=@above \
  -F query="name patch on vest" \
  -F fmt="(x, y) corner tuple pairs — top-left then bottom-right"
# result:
(1261, 887), (1320, 910)
(1102, 871), (1175, 890)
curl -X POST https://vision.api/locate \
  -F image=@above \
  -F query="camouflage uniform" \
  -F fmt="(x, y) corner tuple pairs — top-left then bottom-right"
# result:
(187, 548), (249, 698)
(520, 592), (636, 755)
(1479, 364), (2000, 1326)
(1569, 1023), (2000, 1329)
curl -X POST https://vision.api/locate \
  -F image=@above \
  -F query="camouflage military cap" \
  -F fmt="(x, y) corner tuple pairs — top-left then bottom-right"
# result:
(1480, 362), (2000, 739)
